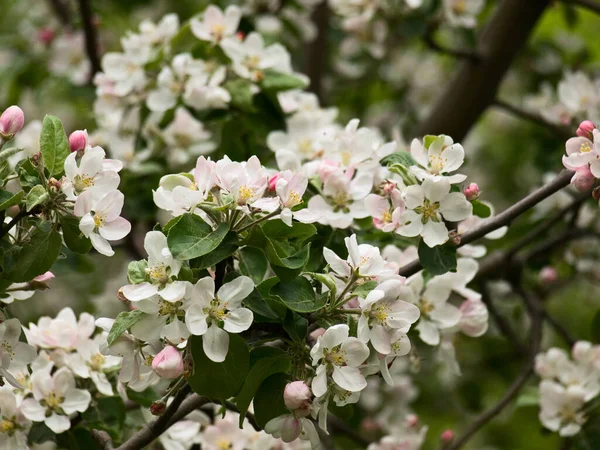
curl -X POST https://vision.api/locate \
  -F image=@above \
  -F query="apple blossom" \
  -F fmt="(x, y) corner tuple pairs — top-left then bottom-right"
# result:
(152, 346), (184, 379)
(0, 319), (37, 388)
(25, 307), (95, 353)
(539, 381), (587, 437)
(458, 298), (489, 337)
(463, 182), (480, 201)
(190, 5), (242, 44)
(410, 135), (466, 183)
(443, 0), (484, 28)
(216, 156), (268, 209)
(0, 106), (25, 137)
(20, 368), (91, 433)
(68, 129), (88, 152)
(74, 189), (131, 256)
(0, 386), (31, 449)
(323, 234), (386, 280)
(185, 276), (254, 362)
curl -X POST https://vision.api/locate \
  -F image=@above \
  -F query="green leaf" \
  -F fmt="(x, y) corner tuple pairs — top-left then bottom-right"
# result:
(271, 277), (325, 313)
(107, 310), (145, 346)
(25, 185), (48, 212)
(188, 334), (250, 402)
(189, 231), (238, 270)
(243, 288), (280, 320)
(5, 222), (61, 282)
(418, 240), (457, 276)
(472, 200), (491, 218)
(235, 349), (291, 427)
(305, 272), (337, 298)
(261, 220), (316, 243)
(81, 396), (126, 439)
(591, 310), (600, 344)
(0, 190), (23, 211)
(0, 147), (23, 164)
(224, 79), (256, 112)
(266, 241), (311, 269)
(283, 310), (308, 341)
(253, 373), (289, 429)
(127, 260), (148, 284)
(167, 213), (229, 260)
(380, 151), (417, 167)
(261, 69), (308, 92)
(516, 386), (540, 408)
(239, 247), (268, 284)
(59, 214), (92, 254)
(39, 115), (70, 176)
(352, 280), (378, 298)
(423, 135), (440, 149)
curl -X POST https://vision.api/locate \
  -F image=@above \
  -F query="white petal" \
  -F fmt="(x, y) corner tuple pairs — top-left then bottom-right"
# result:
(203, 325), (229, 363)
(223, 308), (253, 333)
(332, 366), (366, 392)
(217, 276), (254, 308)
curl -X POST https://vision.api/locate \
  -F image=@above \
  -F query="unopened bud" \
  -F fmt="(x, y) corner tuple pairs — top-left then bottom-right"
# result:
(31, 153), (41, 166)
(236, 31), (245, 41)
(37, 28), (55, 44)
(117, 288), (128, 302)
(0, 106), (25, 137)
(441, 429), (454, 443)
(577, 120), (595, 139)
(539, 266), (558, 284)
(152, 346), (184, 379)
(150, 400), (166, 416)
(572, 165), (595, 192)
(281, 416), (302, 442)
(48, 177), (61, 193)
(448, 230), (461, 246)
(463, 183), (480, 201)
(69, 130), (88, 153)
(406, 414), (419, 428)
(268, 173), (281, 191)
(29, 272), (55, 291)
(283, 381), (312, 416)
(383, 181), (395, 195)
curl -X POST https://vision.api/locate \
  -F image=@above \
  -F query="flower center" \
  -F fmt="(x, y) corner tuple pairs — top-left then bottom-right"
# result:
(89, 353), (106, 371)
(73, 174), (95, 193)
(45, 392), (64, 410)
(580, 142), (592, 153)
(340, 151), (352, 167)
(1, 340), (14, 359)
(381, 211), (392, 223)
(210, 24), (225, 41)
(429, 154), (447, 174)
(287, 191), (303, 207)
(237, 185), (256, 204)
(419, 299), (434, 315)
(298, 139), (313, 156)
(146, 263), (170, 285)
(369, 304), (390, 325)
(453, 0), (467, 14)
(324, 345), (346, 367)
(204, 298), (228, 321)
(158, 300), (182, 317)
(0, 419), (15, 434)
(93, 213), (106, 228)
(216, 438), (232, 449)
(416, 199), (440, 223)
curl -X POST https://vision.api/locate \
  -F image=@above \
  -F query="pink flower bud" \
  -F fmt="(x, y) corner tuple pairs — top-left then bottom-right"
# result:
(308, 327), (326, 343)
(69, 129), (88, 152)
(572, 165), (595, 192)
(458, 298), (488, 337)
(463, 183), (480, 201)
(150, 400), (166, 416)
(284, 381), (312, 415)
(406, 414), (419, 428)
(441, 429), (454, 442)
(280, 416), (302, 442)
(577, 120), (595, 139)
(0, 106), (24, 136)
(361, 418), (381, 432)
(33, 272), (54, 283)
(383, 181), (395, 195)
(539, 266), (558, 284)
(152, 346), (184, 379)
(268, 173), (281, 191)
(37, 28), (55, 44)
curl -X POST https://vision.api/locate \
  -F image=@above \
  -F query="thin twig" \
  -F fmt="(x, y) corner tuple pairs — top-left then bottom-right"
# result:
(399, 170), (575, 277)
(224, 401), (260, 431)
(0, 209), (34, 240)
(77, 0), (101, 81)
(91, 430), (115, 450)
(493, 100), (571, 139)
(424, 32), (481, 63)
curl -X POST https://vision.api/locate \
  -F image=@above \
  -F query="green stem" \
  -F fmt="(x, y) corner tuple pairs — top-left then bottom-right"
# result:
(236, 210), (280, 233)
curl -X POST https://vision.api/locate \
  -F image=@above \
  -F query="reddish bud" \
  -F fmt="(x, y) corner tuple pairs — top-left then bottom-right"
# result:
(68, 129), (88, 153)
(37, 28), (55, 44)
(577, 120), (595, 139)
(406, 414), (419, 428)
(268, 173), (281, 191)
(441, 429), (454, 442)
(48, 177), (61, 193)
(572, 165), (595, 192)
(150, 401), (166, 416)
(117, 288), (128, 302)
(0, 106), (25, 137)
(152, 346), (184, 379)
(463, 183), (480, 201)
(539, 266), (558, 284)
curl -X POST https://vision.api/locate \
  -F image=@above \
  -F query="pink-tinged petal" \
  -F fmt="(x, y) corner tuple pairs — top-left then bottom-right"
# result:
(96, 190), (125, 220)
(74, 190), (94, 217)
(320, 324), (349, 350)
(90, 233), (114, 256)
(364, 194), (388, 219)
(340, 337), (370, 366)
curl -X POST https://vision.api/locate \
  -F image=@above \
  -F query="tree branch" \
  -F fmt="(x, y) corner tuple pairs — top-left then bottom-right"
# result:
(398, 169), (575, 277)
(493, 99), (571, 140)
(303, 2), (329, 103)
(46, 0), (72, 26)
(424, 31), (481, 63)
(77, 0), (101, 81)
(92, 430), (115, 450)
(415, 0), (551, 141)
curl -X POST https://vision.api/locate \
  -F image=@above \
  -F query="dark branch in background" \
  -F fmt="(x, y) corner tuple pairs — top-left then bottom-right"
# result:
(328, 414), (372, 447)
(424, 28), (481, 63)
(398, 169), (575, 277)
(444, 285), (543, 450)
(415, 0), (551, 141)
(77, 0), (101, 81)
(91, 430), (115, 450)
(46, 0), (72, 26)
(493, 99), (572, 140)
(564, 0), (600, 14)
(303, 2), (329, 103)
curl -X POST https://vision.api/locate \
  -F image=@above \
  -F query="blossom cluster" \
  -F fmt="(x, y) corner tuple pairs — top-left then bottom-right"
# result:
(535, 341), (600, 437)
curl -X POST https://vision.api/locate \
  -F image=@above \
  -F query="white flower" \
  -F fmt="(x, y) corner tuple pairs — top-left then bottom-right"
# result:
(130, 295), (191, 345)
(253, 170), (310, 226)
(539, 380), (587, 437)
(443, 0), (484, 28)
(0, 319), (37, 388)
(161, 107), (216, 166)
(75, 189), (131, 256)
(154, 156), (217, 216)
(216, 156), (268, 208)
(49, 33), (90, 86)
(184, 66), (231, 110)
(558, 71), (599, 115)
(185, 276), (254, 362)
(65, 334), (121, 396)
(357, 280), (420, 355)
(0, 386), (31, 449)
(400, 177), (472, 247)
(323, 234), (386, 279)
(200, 413), (249, 450)
(458, 298), (488, 337)
(407, 273), (461, 346)
(25, 307), (95, 355)
(123, 231), (189, 302)
(98, 52), (147, 97)
(264, 414), (321, 448)
(221, 32), (293, 82)
(62, 145), (122, 201)
(410, 136), (466, 184)
(310, 324), (370, 396)
(191, 5), (242, 43)
(21, 368), (91, 433)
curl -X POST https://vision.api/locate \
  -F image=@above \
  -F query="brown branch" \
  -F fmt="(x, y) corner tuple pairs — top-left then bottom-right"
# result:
(424, 32), (481, 63)
(398, 169), (575, 277)
(328, 414), (372, 447)
(92, 430), (115, 450)
(77, 0), (101, 81)
(444, 286), (543, 450)
(493, 100), (571, 140)
(564, 0), (600, 14)
(303, 2), (329, 103)
(415, 0), (552, 141)
(46, 0), (72, 26)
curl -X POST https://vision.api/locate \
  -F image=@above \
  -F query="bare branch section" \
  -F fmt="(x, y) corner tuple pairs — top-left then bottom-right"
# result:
(92, 430), (115, 450)
(398, 169), (575, 277)
(415, 0), (551, 141)
(493, 100), (571, 140)
(77, 0), (101, 81)
(46, 0), (72, 26)
(424, 31), (481, 63)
